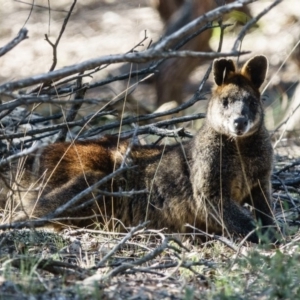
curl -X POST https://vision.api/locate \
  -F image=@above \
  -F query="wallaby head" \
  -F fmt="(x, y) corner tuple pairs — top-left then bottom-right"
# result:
(207, 55), (268, 138)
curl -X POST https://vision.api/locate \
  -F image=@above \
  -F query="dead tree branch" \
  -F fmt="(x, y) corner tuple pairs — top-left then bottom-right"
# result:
(55, 77), (88, 142)
(232, 0), (283, 53)
(45, 0), (77, 72)
(0, 28), (28, 57)
(0, 111), (114, 140)
(0, 50), (247, 93)
(95, 221), (149, 268)
(0, 0), (256, 93)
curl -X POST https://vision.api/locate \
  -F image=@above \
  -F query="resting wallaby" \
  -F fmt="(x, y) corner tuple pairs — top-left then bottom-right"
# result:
(1, 55), (274, 243)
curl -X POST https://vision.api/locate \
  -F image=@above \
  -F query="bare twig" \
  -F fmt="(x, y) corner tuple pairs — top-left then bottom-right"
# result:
(272, 177), (300, 188)
(232, 0), (283, 53)
(274, 159), (300, 175)
(55, 77), (88, 142)
(271, 98), (300, 138)
(272, 175), (300, 213)
(0, 2), (252, 92)
(14, 0), (69, 12)
(10, 257), (87, 279)
(45, 0), (77, 72)
(154, 0), (255, 51)
(0, 94), (110, 112)
(196, 18), (228, 94)
(0, 28), (28, 57)
(86, 112), (205, 139)
(185, 224), (239, 252)
(0, 111), (114, 140)
(0, 142), (39, 168)
(95, 221), (149, 268)
(103, 237), (170, 280)
(0, 50), (246, 93)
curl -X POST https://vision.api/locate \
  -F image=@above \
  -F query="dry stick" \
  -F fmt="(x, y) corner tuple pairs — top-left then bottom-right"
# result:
(82, 97), (206, 136)
(82, 237), (179, 285)
(45, 0), (77, 72)
(32, 0), (148, 95)
(1, 78), (203, 142)
(21, 0), (34, 29)
(51, 22), (229, 96)
(116, 114), (204, 139)
(10, 258), (87, 279)
(0, 94), (110, 112)
(0, 28), (28, 57)
(94, 221), (149, 268)
(122, 258), (211, 281)
(154, 0), (254, 52)
(140, 259), (215, 272)
(18, 113), (63, 125)
(272, 176), (300, 188)
(109, 16), (228, 139)
(55, 75), (87, 142)
(124, 268), (167, 278)
(0, 51), (246, 93)
(0, 0), (254, 93)
(185, 224), (239, 252)
(129, 126), (193, 139)
(0, 111), (114, 140)
(46, 31), (152, 95)
(0, 110), (196, 142)
(15, 0), (69, 12)
(272, 175), (300, 213)
(34, 0), (77, 93)
(0, 107), (18, 120)
(107, 238), (182, 279)
(104, 22), (229, 140)
(232, 0), (283, 53)
(0, 143), (39, 168)
(272, 99), (300, 139)
(7, 213), (116, 225)
(274, 159), (300, 175)
(4, 20), (215, 136)
(102, 238), (170, 281)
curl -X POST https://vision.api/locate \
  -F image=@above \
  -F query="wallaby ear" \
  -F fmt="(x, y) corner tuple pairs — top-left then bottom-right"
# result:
(241, 55), (268, 89)
(213, 58), (236, 86)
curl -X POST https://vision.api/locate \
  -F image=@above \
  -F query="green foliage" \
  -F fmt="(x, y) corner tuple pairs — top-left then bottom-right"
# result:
(228, 10), (252, 25)
(205, 245), (300, 300)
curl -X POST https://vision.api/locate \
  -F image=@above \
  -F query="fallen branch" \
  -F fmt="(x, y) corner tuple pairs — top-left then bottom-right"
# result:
(0, 28), (28, 57)
(232, 0), (283, 53)
(95, 221), (149, 268)
(0, 50), (247, 93)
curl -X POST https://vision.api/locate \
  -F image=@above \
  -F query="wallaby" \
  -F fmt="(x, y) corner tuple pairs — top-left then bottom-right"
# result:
(1, 55), (274, 243)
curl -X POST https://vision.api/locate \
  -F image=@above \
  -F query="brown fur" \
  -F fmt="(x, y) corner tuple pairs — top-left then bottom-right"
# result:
(0, 56), (274, 242)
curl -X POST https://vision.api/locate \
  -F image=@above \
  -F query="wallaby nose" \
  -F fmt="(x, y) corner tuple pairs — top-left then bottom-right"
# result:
(233, 117), (248, 133)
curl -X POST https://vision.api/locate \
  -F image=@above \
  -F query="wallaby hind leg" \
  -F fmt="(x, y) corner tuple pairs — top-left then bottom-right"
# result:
(14, 171), (108, 229)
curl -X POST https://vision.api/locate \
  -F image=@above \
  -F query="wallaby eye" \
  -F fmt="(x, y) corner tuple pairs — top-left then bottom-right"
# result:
(222, 97), (229, 108)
